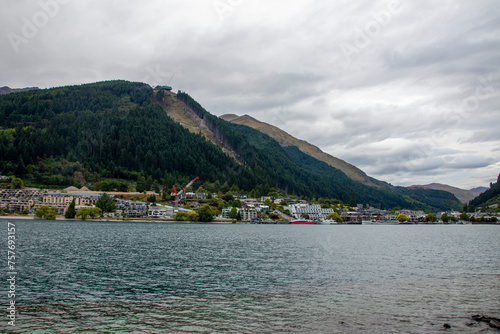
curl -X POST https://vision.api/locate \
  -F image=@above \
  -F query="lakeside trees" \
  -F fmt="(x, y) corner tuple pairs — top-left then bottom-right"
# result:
(76, 207), (102, 220)
(197, 204), (216, 222)
(35, 206), (56, 220)
(396, 213), (409, 222)
(326, 212), (343, 223)
(95, 193), (116, 214)
(423, 213), (437, 222)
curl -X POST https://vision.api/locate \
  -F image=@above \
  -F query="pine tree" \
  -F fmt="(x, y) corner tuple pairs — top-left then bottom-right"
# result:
(350, 192), (357, 208)
(136, 176), (147, 193)
(229, 207), (238, 219)
(65, 199), (76, 218)
(96, 193), (116, 213)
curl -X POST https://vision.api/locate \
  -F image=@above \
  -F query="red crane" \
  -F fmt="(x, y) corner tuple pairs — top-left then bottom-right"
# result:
(172, 176), (199, 211)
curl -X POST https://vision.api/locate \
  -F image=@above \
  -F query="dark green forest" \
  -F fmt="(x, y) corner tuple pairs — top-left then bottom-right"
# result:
(468, 174), (500, 209)
(0, 80), (461, 211)
(0, 81), (246, 188)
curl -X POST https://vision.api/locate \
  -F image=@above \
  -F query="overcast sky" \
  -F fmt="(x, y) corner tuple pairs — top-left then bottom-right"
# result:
(2, 0), (499, 189)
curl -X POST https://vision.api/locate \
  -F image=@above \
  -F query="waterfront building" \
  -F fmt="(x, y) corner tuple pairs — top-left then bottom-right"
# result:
(148, 205), (174, 219)
(116, 200), (148, 218)
(238, 207), (258, 221)
(30, 192), (101, 215)
(288, 204), (334, 220)
(0, 189), (42, 213)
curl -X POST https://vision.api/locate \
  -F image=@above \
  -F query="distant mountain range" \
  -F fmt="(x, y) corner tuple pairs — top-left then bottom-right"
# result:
(0, 86), (39, 95)
(408, 183), (480, 204)
(470, 186), (488, 194)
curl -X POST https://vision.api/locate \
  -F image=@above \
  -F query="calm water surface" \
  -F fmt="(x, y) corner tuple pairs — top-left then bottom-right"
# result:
(1, 220), (499, 333)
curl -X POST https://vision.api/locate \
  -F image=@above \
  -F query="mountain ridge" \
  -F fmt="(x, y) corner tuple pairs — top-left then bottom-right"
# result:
(220, 113), (383, 188)
(470, 186), (488, 194)
(408, 183), (479, 204)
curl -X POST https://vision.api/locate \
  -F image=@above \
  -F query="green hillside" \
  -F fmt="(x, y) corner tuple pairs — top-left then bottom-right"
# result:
(0, 81), (247, 188)
(468, 174), (500, 209)
(0, 80), (461, 211)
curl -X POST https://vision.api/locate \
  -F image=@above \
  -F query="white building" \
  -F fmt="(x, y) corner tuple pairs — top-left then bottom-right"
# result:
(116, 200), (147, 218)
(238, 207), (257, 221)
(289, 204), (334, 220)
(148, 205), (174, 219)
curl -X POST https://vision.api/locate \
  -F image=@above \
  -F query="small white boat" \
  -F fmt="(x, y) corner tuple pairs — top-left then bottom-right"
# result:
(319, 219), (338, 225)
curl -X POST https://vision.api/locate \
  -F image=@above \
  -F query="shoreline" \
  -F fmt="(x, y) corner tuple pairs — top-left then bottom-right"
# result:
(0, 215), (239, 224)
(1, 216), (498, 225)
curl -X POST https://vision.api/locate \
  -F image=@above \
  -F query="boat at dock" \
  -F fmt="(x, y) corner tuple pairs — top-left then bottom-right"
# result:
(319, 219), (338, 225)
(289, 219), (315, 224)
(362, 220), (400, 225)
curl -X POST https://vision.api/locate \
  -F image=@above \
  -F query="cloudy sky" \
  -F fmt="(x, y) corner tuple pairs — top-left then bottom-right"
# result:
(2, 0), (499, 189)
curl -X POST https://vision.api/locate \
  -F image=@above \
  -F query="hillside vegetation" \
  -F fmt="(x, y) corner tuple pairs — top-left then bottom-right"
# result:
(0, 81), (245, 188)
(469, 174), (500, 209)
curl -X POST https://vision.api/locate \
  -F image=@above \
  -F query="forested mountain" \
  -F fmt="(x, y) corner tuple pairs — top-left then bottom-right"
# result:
(0, 80), (461, 211)
(0, 81), (245, 188)
(468, 174), (500, 208)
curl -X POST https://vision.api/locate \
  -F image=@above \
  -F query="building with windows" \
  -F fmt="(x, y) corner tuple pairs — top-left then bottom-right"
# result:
(238, 207), (257, 221)
(0, 189), (42, 213)
(30, 192), (101, 215)
(115, 200), (147, 218)
(148, 205), (174, 219)
(288, 204), (334, 220)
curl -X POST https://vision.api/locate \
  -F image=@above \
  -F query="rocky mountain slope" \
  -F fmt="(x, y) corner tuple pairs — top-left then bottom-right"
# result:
(154, 91), (241, 160)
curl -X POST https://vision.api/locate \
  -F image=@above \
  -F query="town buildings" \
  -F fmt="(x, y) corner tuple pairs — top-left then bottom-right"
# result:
(30, 192), (100, 215)
(0, 189), (42, 213)
(288, 204), (334, 220)
(1, 186), (498, 223)
(115, 200), (148, 218)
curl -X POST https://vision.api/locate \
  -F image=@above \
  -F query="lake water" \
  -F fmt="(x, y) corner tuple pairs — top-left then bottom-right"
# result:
(1, 220), (499, 333)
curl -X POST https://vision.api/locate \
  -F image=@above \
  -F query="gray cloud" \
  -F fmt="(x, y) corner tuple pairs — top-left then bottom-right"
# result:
(1, 0), (499, 189)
